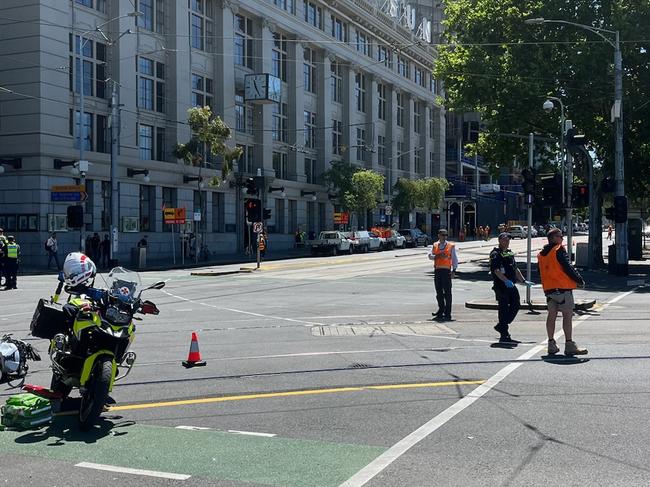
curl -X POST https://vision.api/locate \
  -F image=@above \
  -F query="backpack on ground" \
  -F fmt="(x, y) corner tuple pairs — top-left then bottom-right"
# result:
(1, 393), (52, 429)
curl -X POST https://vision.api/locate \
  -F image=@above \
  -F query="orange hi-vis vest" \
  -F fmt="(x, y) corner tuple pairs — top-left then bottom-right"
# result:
(537, 244), (577, 291)
(258, 237), (266, 251)
(432, 242), (454, 269)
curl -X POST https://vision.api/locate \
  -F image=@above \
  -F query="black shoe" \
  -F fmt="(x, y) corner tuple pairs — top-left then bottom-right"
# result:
(494, 324), (508, 335)
(435, 315), (446, 322)
(443, 315), (452, 321)
(499, 335), (520, 344)
(432, 311), (443, 318)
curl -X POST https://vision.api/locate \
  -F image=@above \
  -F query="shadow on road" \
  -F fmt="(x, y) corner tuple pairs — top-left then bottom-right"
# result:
(541, 355), (590, 365)
(11, 414), (135, 445)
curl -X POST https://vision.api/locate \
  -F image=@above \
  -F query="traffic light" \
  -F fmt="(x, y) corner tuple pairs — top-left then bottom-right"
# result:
(245, 177), (258, 195)
(67, 205), (84, 228)
(601, 177), (615, 193)
(245, 198), (261, 222)
(565, 127), (587, 153)
(521, 167), (536, 198)
(540, 173), (562, 205)
(614, 195), (627, 223)
(572, 184), (589, 208)
(263, 208), (272, 220)
(604, 207), (615, 220)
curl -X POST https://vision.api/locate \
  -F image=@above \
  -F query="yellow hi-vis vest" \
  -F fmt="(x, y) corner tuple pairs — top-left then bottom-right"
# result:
(6, 243), (18, 259)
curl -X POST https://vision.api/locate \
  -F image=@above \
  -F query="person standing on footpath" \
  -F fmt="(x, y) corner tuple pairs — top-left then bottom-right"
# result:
(429, 229), (458, 322)
(537, 227), (588, 356)
(46, 232), (61, 270)
(490, 232), (533, 343)
(3, 236), (19, 290)
(0, 228), (7, 287)
(100, 234), (111, 268)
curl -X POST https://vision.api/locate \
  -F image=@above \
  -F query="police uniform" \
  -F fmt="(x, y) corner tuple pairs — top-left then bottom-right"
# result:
(490, 244), (521, 340)
(4, 238), (19, 289)
(428, 230), (458, 321)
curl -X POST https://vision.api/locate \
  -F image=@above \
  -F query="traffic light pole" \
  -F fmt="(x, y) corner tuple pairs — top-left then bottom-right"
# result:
(526, 133), (534, 305)
(566, 150), (574, 261)
(614, 32), (628, 275)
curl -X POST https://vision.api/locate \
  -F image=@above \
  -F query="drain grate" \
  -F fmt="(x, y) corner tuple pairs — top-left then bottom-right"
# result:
(350, 363), (372, 369)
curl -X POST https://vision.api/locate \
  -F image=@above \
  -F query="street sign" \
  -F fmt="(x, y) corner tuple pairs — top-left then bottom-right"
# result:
(333, 212), (349, 225)
(253, 222), (263, 233)
(164, 208), (186, 224)
(50, 184), (87, 202)
(193, 211), (202, 222)
(385, 205), (392, 216)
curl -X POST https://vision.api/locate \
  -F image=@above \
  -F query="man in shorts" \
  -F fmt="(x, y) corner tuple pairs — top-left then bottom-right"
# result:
(537, 227), (587, 356)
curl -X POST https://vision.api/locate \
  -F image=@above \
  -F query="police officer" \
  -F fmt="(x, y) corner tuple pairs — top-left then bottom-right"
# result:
(490, 232), (532, 342)
(3, 235), (19, 290)
(428, 228), (458, 321)
(0, 228), (6, 287)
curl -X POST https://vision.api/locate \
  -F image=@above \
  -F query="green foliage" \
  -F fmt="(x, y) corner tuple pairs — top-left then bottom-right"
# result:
(392, 177), (450, 211)
(173, 106), (243, 186)
(321, 160), (361, 209)
(344, 170), (385, 213)
(435, 0), (650, 201)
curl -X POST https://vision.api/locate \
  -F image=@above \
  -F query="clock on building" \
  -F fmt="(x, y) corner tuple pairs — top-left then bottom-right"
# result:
(244, 73), (281, 103)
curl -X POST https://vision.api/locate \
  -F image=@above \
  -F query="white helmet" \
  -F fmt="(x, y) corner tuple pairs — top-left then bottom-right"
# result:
(63, 252), (97, 287)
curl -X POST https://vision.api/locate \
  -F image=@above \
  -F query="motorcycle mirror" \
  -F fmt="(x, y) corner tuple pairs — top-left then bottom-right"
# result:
(141, 300), (159, 315)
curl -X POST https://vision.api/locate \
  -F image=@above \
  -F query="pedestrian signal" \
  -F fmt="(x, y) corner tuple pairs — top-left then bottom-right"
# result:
(67, 205), (84, 228)
(572, 184), (589, 208)
(521, 167), (536, 198)
(614, 195), (627, 223)
(245, 198), (261, 222)
(244, 177), (258, 195)
(540, 173), (562, 205)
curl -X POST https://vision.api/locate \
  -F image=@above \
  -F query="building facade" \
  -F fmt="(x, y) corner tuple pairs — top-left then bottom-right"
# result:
(0, 0), (445, 265)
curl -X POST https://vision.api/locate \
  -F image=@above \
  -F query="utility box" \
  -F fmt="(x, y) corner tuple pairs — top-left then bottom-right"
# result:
(575, 242), (589, 268)
(628, 218), (643, 260)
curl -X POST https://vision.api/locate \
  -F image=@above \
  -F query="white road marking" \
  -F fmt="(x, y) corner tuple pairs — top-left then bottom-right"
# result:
(340, 288), (639, 487)
(175, 425), (211, 431)
(227, 430), (276, 437)
(75, 462), (191, 481)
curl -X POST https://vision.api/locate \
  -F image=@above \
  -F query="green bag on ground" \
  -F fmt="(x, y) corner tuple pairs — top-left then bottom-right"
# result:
(1, 393), (52, 429)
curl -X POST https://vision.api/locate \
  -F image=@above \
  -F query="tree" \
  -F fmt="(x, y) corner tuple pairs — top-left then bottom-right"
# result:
(344, 170), (385, 217)
(173, 106), (242, 187)
(321, 160), (361, 210)
(435, 0), (650, 202)
(393, 177), (449, 212)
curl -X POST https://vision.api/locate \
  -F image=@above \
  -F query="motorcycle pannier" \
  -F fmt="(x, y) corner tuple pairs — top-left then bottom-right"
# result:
(30, 299), (67, 339)
(1, 393), (52, 429)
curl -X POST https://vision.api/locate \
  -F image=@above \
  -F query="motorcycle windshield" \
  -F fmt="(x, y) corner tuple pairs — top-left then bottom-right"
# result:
(106, 267), (142, 305)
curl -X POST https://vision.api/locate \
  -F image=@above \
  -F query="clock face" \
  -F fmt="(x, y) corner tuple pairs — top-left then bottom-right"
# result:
(267, 75), (281, 103)
(244, 74), (267, 101)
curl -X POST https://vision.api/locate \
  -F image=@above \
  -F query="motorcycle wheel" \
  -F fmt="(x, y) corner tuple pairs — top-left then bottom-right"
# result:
(50, 374), (72, 399)
(78, 357), (112, 430)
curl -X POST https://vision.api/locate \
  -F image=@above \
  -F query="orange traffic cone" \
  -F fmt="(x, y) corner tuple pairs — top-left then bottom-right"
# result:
(182, 332), (207, 368)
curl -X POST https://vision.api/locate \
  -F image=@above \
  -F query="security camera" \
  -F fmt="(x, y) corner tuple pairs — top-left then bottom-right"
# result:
(542, 100), (554, 113)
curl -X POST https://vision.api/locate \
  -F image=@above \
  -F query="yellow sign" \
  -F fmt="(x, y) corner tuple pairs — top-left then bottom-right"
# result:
(163, 207), (186, 224)
(51, 185), (85, 192)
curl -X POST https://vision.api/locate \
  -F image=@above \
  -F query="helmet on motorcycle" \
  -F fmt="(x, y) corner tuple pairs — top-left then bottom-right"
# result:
(63, 252), (97, 287)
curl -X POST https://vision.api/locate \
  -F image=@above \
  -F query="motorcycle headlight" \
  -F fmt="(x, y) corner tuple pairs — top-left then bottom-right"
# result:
(105, 306), (131, 325)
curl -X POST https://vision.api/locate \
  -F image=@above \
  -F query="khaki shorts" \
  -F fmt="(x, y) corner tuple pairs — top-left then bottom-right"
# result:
(546, 290), (574, 314)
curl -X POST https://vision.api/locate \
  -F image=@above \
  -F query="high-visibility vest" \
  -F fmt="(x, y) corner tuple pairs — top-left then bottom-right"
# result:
(6, 243), (18, 259)
(537, 244), (577, 291)
(432, 242), (454, 269)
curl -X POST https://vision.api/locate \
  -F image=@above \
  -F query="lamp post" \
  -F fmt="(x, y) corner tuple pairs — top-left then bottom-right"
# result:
(542, 97), (566, 210)
(526, 17), (627, 273)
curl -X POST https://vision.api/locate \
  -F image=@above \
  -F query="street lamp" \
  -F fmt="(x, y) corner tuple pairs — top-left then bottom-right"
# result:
(268, 186), (286, 198)
(127, 168), (150, 183)
(300, 190), (317, 201)
(526, 17), (627, 273)
(0, 158), (22, 174)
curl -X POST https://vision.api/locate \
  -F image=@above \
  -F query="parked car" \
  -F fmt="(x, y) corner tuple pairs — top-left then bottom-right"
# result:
(391, 230), (406, 248)
(344, 230), (381, 253)
(310, 231), (352, 256)
(398, 228), (431, 247)
(507, 225), (527, 239)
(522, 225), (538, 237)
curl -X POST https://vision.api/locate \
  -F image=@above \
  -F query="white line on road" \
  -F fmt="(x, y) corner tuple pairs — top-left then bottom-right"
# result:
(340, 287), (639, 487)
(75, 462), (191, 481)
(227, 429), (276, 437)
(175, 425), (211, 431)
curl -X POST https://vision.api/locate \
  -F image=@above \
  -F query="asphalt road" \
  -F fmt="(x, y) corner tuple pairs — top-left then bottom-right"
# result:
(1, 236), (649, 487)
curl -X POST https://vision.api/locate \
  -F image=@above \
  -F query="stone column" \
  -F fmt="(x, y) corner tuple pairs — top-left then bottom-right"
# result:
(288, 40), (305, 181)
(256, 20), (274, 176)
(368, 75), (379, 170)
(432, 106), (446, 178)
(318, 53), (334, 180)
(343, 65), (356, 166)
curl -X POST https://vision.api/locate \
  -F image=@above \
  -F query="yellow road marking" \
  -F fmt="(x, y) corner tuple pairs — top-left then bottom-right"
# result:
(109, 380), (485, 412)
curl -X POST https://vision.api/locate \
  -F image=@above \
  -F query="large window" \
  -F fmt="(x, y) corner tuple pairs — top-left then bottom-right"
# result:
(355, 31), (371, 57)
(397, 140), (406, 170)
(70, 110), (93, 151)
(69, 34), (106, 99)
(192, 73), (213, 108)
(273, 0), (294, 13)
(273, 152), (288, 180)
(355, 73), (366, 112)
(330, 60), (342, 103)
(303, 1), (322, 29)
(272, 102), (288, 142)
(414, 66), (426, 88)
(304, 110), (316, 148)
(75, 0), (106, 12)
(332, 119), (342, 155)
(396, 92), (404, 127)
(397, 56), (409, 78)
(305, 157), (316, 184)
(303, 47), (316, 93)
(69, 110), (108, 153)
(377, 45), (392, 68)
(137, 57), (165, 112)
(413, 101), (421, 133)
(429, 108), (435, 139)
(193, 190), (207, 232)
(288, 199), (298, 234)
(235, 91), (253, 134)
(430, 77), (437, 94)
(212, 192), (225, 232)
(190, 0), (214, 51)
(236, 144), (254, 174)
(272, 33), (288, 82)
(139, 124), (153, 160)
(356, 128), (366, 162)
(162, 187), (176, 232)
(137, 0), (164, 33)
(139, 185), (155, 232)
(415, 149), (423, 174)
(377, 83), (386, 120)
(377, 135), (386, 166)
(234, 14), (253, 68)
(331, 15), (348, 42)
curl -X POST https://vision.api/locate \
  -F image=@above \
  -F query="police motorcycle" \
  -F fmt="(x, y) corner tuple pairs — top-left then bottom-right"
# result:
(30, 253), (165, 429)
(0, 334), (41, 388)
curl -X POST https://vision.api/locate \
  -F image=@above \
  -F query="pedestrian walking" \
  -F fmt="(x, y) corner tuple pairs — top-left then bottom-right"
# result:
(607, 224), (613, 240)
(0, 228), (7, 287)
(485, 224), (491, 241)
(100, 234), (111, 268)
(85, 235), (94, 260)
(490, 232), (533, 343)
(91, 232), (101, 260)
(45, 232), (61, 270)
(537, 227), (588, 356)
(428, 228), (458, 322)
(3, 236), (19, 290)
